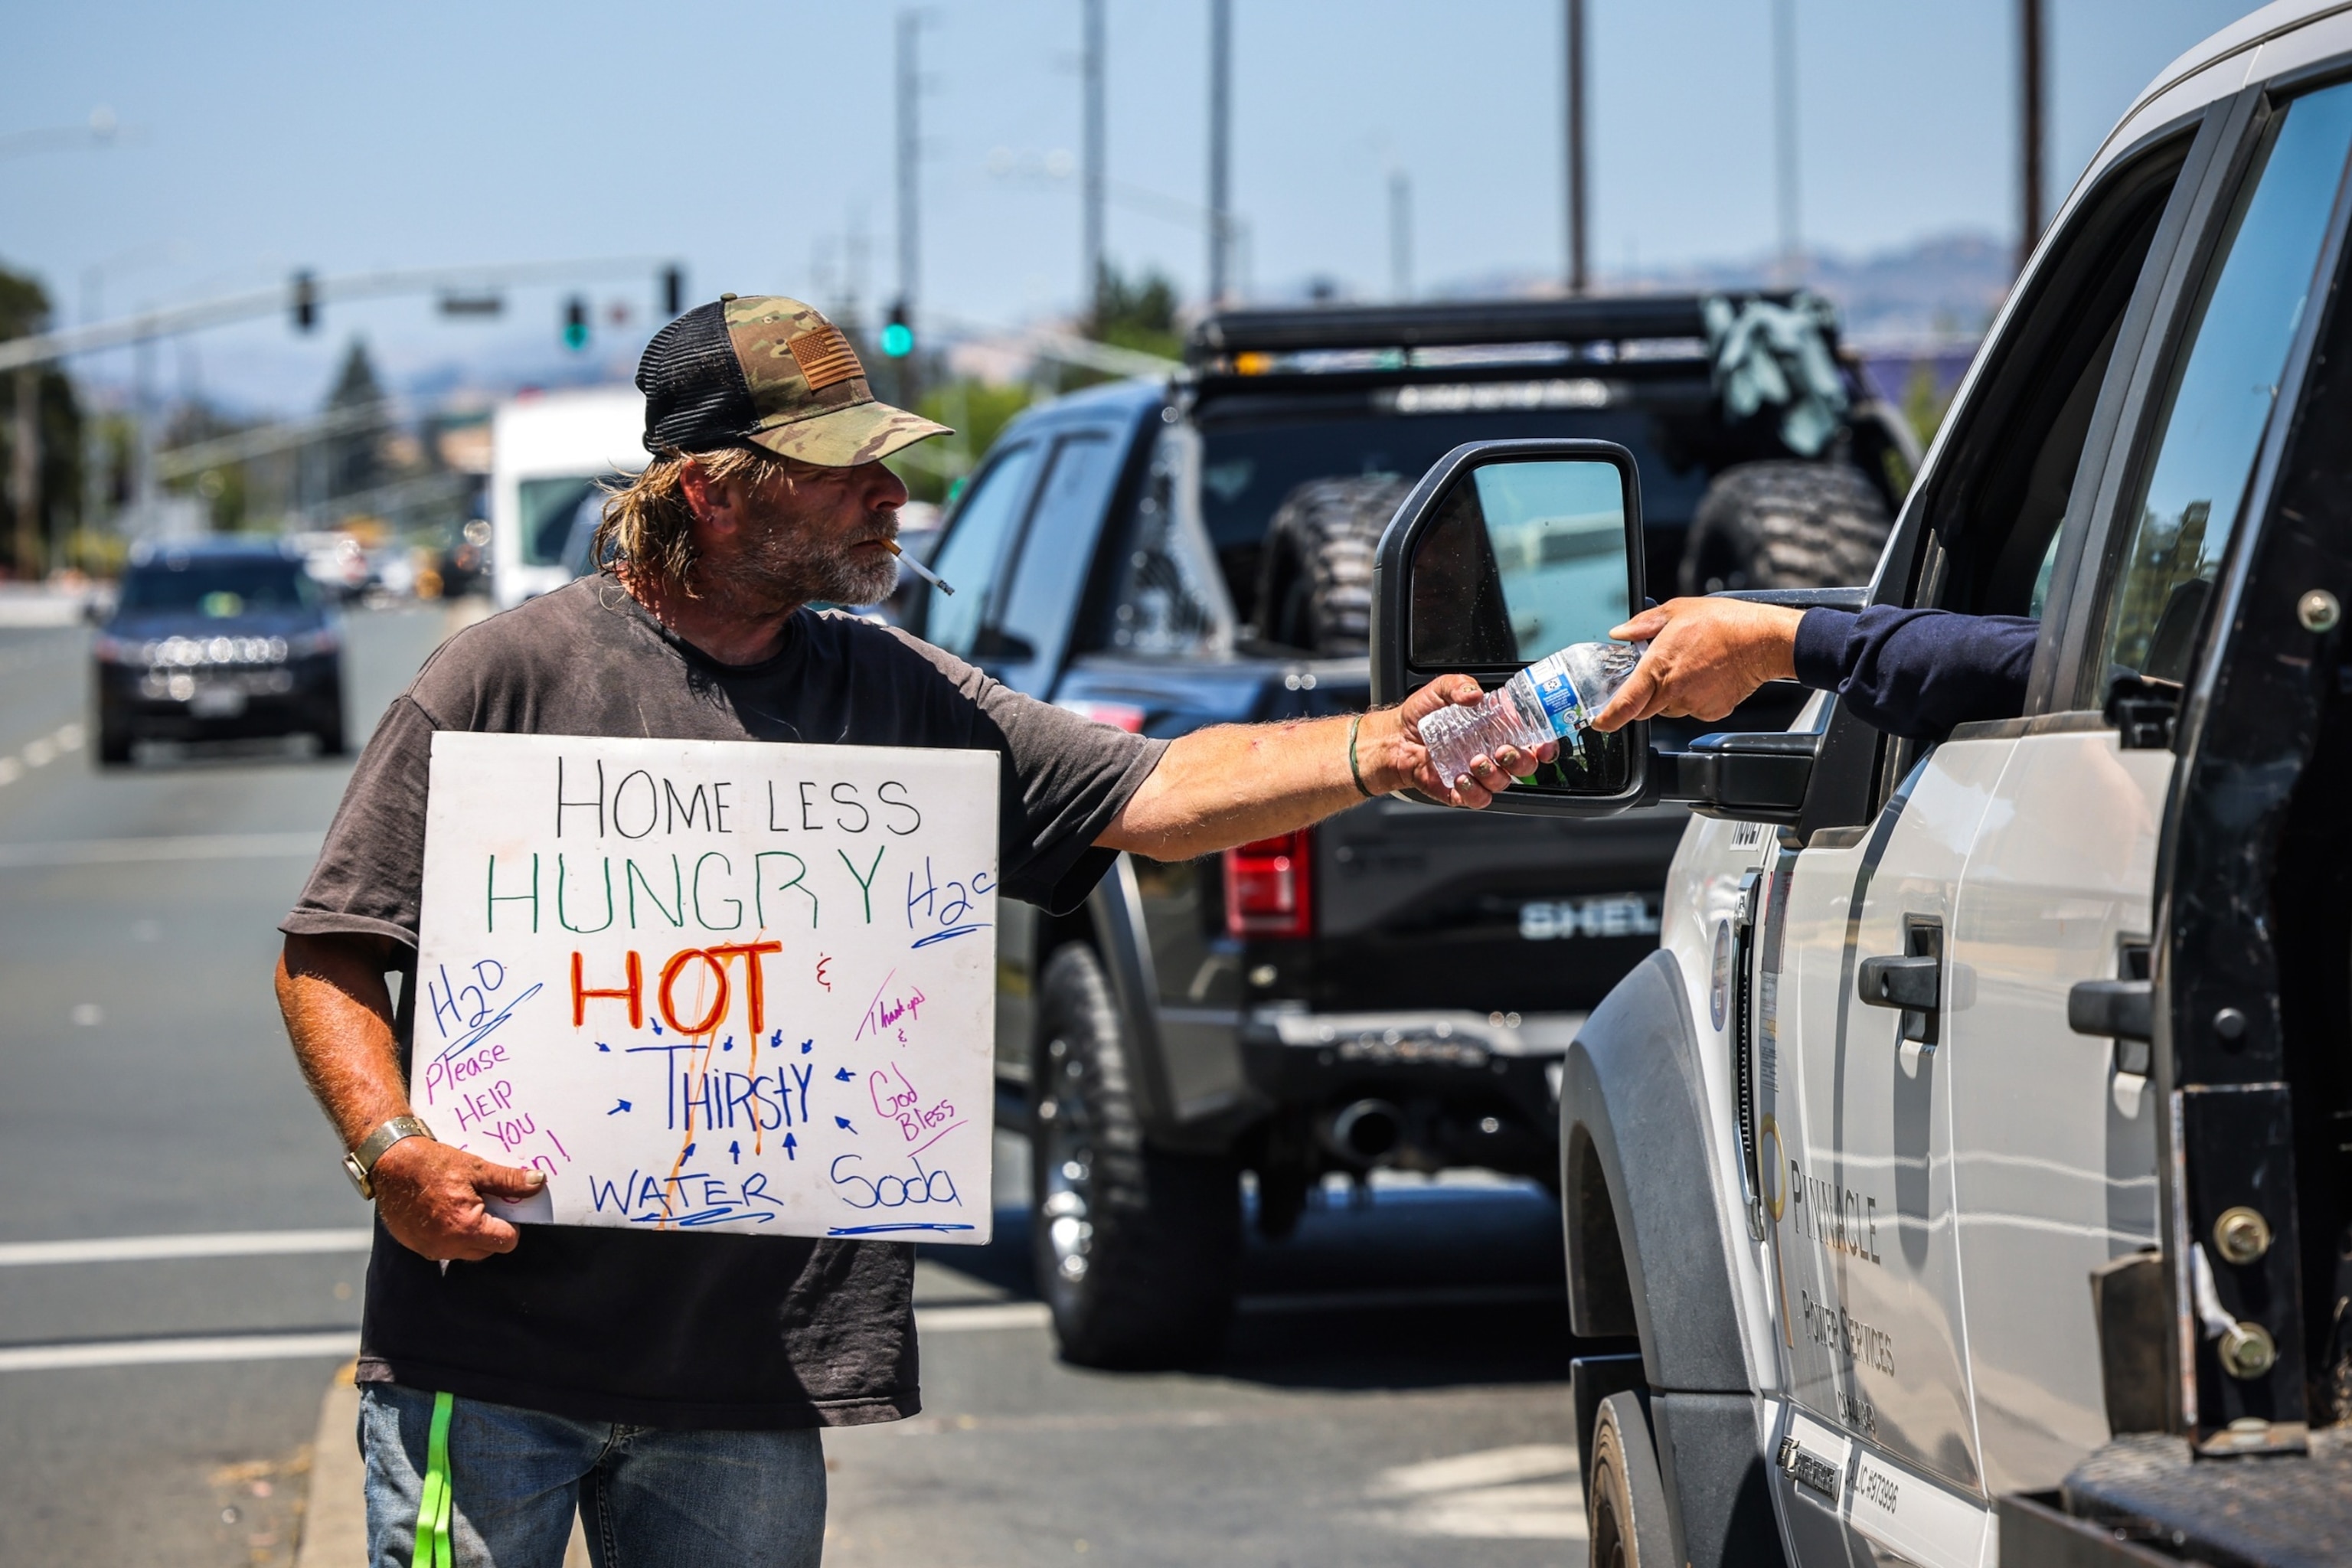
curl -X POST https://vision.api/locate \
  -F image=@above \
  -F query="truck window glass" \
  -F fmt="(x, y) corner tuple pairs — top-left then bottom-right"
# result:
(1178, 407), (1707, 626)
(1925, 138), (2185, 620)
(998, 433), (1120, 660)
(518, 475), (606, 567)
(926, 441), (1042, 658)
(2103, 81), (2352, 685)
(1109, 424), (1238, 656)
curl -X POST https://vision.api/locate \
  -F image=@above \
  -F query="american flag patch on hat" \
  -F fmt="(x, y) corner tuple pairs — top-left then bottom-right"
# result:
(787, 326), (864, 391)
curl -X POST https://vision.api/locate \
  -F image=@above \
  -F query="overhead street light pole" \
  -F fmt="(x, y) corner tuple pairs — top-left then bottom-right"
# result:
(0, 256), (681, 375)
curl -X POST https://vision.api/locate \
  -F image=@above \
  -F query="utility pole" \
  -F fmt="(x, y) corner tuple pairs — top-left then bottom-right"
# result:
(895, 9), (922, 406)
(1082, 0), (1106, 321)
(1389, 169), (1413, 302)
(10, 371), (38, 580)
(1565, 0), (1588, 296)
(1207, 0), (1233, 306)
(1772, 0), (1802, 283)
(2020, 0), (2046, 270)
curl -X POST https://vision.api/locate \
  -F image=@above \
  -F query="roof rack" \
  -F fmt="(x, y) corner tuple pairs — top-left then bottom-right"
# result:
(1184, 292), (1808, 366)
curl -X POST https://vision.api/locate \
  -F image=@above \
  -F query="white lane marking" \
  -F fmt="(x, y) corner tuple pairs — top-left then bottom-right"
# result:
(0, 1228), (372, 1266)
(0, 1331), (357, 1374)
(916, 1302), (1051, 1333)
(0, 721), (84, 788)
(1374, 1443), (1581, 1495)
(0, 831), (325, 867)
(1371, 1443), (1586, 1541)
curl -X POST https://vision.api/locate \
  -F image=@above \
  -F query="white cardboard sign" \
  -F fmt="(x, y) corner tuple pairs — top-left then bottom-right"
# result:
(413, 732), (1000, 1243)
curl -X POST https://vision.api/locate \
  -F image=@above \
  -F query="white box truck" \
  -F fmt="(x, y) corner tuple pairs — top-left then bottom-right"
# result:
(488, 387), (648, 609)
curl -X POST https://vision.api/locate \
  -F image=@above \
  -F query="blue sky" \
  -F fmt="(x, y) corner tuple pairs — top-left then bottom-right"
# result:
(2, 0), (2257, 412)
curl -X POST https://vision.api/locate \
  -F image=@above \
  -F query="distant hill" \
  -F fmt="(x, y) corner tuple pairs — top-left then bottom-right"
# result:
(1429, 230), (2014, 349)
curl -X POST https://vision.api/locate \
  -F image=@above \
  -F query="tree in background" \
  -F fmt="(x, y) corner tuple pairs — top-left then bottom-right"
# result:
(0, 264), (85, 579)
(1086, 263), (1182, 362)
(322, 337), (390, 505)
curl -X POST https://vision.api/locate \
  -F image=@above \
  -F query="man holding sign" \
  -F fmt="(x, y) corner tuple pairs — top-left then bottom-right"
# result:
(276, 295), (1528, 1567)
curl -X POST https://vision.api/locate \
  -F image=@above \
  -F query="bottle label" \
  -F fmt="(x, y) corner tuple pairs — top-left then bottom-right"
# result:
(1526, 653), (1589, 739)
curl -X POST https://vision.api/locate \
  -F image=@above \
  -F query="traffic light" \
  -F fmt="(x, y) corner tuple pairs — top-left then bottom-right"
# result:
(290, 270), (318, 333)
(880, 299), (913, 358)
(562, 296), (589, 351)
(661, 265), (684, 318)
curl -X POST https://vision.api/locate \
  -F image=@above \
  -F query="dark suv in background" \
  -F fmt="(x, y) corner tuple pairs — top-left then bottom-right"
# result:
(90, 539), (347, 765)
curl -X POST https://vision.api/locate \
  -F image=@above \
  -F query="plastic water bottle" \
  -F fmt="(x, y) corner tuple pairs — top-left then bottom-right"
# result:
(1414, 641), (1646, 785)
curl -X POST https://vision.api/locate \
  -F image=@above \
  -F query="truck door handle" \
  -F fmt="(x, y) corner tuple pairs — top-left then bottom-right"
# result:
(1858, 957), (1939, 1010)
(1857, 915), (1943, 1045)
(2068, 980), (2152, 1043)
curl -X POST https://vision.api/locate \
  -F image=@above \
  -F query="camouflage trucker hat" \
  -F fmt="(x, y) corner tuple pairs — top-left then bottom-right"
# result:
(635, 294), (950, 467)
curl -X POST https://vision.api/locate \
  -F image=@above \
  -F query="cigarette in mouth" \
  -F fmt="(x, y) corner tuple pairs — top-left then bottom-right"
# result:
(881, 537), (953, 595)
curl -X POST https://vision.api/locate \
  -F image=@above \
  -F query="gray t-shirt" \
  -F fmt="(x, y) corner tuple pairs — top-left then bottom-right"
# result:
(284, 577), (1164, 1429)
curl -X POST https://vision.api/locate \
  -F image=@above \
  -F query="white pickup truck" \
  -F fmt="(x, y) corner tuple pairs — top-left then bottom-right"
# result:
(1371, 4), (2352, 1563)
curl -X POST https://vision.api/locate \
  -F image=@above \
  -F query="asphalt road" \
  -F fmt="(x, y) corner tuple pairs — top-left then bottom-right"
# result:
(0, 603), (1587, 1567)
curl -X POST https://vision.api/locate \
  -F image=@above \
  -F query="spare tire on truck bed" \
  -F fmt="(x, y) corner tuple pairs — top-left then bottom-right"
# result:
(1677, 459), (1893, 596)
(1253, 474), (1410, 655)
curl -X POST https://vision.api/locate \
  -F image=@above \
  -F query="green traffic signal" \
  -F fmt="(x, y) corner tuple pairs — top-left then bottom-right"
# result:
(563, 296), (589, 351)
(880, 320), (913, 358)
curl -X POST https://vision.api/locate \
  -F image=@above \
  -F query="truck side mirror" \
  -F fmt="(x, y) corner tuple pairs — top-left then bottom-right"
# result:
(1369, 439), (1648, 816)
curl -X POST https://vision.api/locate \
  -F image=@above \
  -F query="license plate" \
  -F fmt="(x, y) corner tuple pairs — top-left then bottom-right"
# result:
(189, 685), (247, 718)
(1520, 893), (1659, 941)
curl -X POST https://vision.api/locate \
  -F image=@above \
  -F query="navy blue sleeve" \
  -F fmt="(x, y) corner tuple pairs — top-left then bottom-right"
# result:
(1790, 606), (2039, 740)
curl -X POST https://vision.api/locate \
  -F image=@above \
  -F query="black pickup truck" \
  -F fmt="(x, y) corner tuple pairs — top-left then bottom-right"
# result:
(897, 295), (1916, 1366)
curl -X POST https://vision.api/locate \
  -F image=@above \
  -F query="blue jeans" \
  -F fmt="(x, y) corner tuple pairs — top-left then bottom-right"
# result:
(359, 1383), (827, 1568)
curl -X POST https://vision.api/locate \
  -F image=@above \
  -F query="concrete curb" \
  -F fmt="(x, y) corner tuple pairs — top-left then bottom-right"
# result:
(296, 1363), (589, 1566)
(294, 1363), (363, 1568)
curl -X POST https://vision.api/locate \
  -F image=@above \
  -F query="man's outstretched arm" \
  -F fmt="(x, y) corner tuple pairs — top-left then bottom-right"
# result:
(1587, 596), (2037, 741)
(277, 932), (546, 1262)
(1099, 675), (1548, 861)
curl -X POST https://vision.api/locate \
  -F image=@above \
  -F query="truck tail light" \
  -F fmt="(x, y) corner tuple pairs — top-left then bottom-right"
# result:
(1223, 828), (1313, 938)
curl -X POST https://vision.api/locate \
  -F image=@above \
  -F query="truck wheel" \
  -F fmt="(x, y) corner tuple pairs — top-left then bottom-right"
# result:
(1589, 1392), (1672, 1568)
(1677, 460), (1892, 595)
(1031, 943), (1240, 1367)
(1253, 475), (1408, 655)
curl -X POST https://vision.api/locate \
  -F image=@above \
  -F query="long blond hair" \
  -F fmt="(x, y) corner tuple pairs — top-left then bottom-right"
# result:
(594, 446), (793, 594)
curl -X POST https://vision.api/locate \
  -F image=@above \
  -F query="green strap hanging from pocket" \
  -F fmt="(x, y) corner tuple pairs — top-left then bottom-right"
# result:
(412, 1390), (456, 1568)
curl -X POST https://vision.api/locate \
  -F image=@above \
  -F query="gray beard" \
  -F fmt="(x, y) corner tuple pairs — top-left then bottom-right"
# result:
(717, 521), (901, 609)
